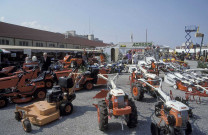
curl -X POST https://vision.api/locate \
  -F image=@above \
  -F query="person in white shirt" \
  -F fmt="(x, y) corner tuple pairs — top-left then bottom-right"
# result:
(132, 51), (138, 64)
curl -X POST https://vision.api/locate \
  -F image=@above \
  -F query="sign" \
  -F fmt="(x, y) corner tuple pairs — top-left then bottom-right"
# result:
(132, 42), (152, 47)
(11, 53), (16, 57)
(24, 49), (31, 57)
(120, 45), (126, 47)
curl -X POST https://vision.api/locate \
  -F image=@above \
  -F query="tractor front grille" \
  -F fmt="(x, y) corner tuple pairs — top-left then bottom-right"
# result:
(117, 96), (125, 108)
(180, 111), (188, 129)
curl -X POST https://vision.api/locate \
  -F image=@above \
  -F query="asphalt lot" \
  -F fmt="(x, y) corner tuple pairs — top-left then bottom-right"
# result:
(0, 60), (208, 135)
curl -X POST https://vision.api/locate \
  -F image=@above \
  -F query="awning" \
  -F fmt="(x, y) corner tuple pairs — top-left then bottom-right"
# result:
(0, 49), (11, 53)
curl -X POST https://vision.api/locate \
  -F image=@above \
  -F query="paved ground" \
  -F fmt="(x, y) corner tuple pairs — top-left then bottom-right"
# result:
(0, 60), (208, 135)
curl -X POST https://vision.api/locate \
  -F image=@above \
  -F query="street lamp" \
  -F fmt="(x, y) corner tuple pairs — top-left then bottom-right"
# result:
(195, 32), (204, 60)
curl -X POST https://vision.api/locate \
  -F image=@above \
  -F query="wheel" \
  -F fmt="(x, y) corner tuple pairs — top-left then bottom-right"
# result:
(131, 83), (144, 101)
(187, 87), (193, 92)
(150, 122), (160, 135)
(97, 100), (108, 131)
(173, 84), (177, 89)
(22, 119), (32, 132)
(125, 98), (138, 128)
(0, 97), (8, 108)
(45, 80), (53, 89)
(84, 81), (94, 90)
(185, 121), (192, 135)
(35, 89), (46, 100)
(60, 102), (73, 116)
(15, 111), (22, 121)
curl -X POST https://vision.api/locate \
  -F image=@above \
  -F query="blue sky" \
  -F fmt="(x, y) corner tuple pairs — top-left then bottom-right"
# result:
(0, 0), (207, 48)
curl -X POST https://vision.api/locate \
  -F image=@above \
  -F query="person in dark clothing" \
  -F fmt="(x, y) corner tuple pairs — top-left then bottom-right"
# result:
(41, 52), (51, 71)
(180, 51), (186, 61)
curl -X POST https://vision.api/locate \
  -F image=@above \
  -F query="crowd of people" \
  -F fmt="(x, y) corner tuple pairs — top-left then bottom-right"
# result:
(122, 46), (206, 64)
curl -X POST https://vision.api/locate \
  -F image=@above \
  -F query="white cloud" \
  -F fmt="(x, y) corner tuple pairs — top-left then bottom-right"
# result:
(21, 21), (50, 31)
(0, 16), (5, 22)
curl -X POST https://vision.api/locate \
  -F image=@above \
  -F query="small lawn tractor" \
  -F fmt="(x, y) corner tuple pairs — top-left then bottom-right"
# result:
(14, 70), (82, 132)
(93, 74), (138, 131)
(31, 68), (72, 90)
(137, 78), (192, 135)
(0, 70), (50, 108)
(130, 69), (160, 101)
(60, 52), (84, 69)
(72, 65), (108, 90)
(130, 63), (161, 101)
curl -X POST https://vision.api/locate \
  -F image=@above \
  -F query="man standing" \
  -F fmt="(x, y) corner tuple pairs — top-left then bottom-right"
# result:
(126, 50), (132, 64)
(41, 52), (51, 71)
(180, 51), (186, 62)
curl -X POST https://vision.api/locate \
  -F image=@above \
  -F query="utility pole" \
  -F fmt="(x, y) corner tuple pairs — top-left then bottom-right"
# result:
(146, 29), (147, 44)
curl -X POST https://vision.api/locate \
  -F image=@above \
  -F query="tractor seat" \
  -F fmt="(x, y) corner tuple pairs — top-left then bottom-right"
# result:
(31, 72), (46, 83)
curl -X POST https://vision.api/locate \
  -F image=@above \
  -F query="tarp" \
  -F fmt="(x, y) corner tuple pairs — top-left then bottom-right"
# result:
(0, 49), (11, 53)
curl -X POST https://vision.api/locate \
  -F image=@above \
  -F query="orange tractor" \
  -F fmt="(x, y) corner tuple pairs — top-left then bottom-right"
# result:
(72, 66), (109, 90)
(14, 70), (83, 132)
(0, 67), (72, 108)
(0, 70), (46, 108)
(130, 67), (160, 101)
(60, 52), (84, 69)
(93, 74), (138, 131)
(134, 78), (192, 135)
(31, 68), (72, 89)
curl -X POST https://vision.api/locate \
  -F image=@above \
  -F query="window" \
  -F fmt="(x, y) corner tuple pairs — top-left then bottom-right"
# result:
(6, 40), (9, 45)
(36, 42), (44, 47)
(59, 45), (65, 48)
(49, 44), (55, 47)
(19, 41), (22, 46)
(0, 39), (9, 45)
(2, 39), (5, 44)
(19, 41), (29, 46)
(75, 45), (79, 49)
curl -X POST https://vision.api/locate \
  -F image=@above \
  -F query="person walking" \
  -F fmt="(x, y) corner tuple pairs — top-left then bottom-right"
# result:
(41, 52), (51, 71)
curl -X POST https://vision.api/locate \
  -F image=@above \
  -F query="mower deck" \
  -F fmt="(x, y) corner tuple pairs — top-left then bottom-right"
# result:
(23, 101), (59, 126)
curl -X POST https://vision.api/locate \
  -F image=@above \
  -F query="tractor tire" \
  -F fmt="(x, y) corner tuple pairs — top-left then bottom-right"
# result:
(45, 80), (53, 89)
(84, 81), (94, 90)
(185, 121), (192, 135)
(150, 122), (160, 135)
(35, 89), (46, 100)
(60, 102), (73, 116)
(15, 111), (22, 121)
(0, 97), (8, 108)
(22, 119), (32, 133)
(131, 83), (144, 101)
(125, 98), (138, 128)
(97, 100), (108, 131)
